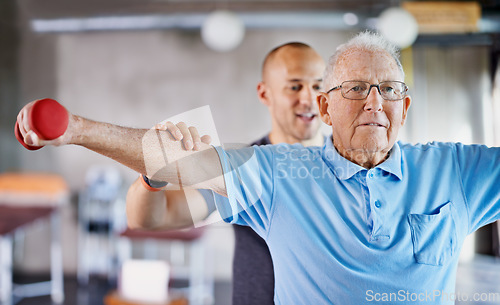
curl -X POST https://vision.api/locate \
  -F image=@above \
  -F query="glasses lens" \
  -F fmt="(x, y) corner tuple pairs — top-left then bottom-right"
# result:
(379, 81), (406, 100)
(341, 81), (369, 100)
(340, 81), (407, 100)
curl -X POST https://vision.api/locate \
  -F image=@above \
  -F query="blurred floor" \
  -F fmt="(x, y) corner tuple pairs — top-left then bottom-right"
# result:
(13, 275), (231, 305)
(12, 255), (500, 305)
(456, 255), (500, 304)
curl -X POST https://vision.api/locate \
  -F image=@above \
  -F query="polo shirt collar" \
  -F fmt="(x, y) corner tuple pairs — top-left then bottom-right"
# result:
(377, 141), (403, 180)
(322, 137), (403, 181)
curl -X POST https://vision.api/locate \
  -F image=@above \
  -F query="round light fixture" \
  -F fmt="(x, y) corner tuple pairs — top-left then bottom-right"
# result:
(377, 7), (418, 49)
(343, 13), (359, 26)
(201, 10), (245, 52)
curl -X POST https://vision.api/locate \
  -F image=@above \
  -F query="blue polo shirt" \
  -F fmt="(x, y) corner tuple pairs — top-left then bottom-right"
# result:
(214, 139), (500, 304)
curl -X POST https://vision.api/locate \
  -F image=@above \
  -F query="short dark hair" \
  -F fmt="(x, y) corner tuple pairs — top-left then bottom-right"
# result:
(261, 42), (313, 79)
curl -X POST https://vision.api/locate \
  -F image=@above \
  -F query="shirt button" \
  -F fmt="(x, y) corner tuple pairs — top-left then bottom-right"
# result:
(368, 173), (374, 178)
(375, 200), (382, 208)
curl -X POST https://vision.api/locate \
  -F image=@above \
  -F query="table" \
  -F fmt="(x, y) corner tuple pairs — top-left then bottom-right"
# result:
(0, 173), (68, 305)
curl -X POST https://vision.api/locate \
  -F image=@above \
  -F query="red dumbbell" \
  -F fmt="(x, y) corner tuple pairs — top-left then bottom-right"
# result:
(14, 98), (69, 150)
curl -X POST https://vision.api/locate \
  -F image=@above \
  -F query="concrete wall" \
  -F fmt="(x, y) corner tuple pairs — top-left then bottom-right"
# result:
(405, 46), (492, 146)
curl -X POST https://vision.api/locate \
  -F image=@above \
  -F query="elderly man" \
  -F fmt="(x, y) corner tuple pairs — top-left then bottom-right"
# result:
(126, 42), (325, 305)
(16, 32), (500, 304)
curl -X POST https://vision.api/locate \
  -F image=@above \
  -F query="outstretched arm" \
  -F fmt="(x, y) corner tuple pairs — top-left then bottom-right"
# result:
(126, 178), (211, 230)
(16, 100), (227, 195)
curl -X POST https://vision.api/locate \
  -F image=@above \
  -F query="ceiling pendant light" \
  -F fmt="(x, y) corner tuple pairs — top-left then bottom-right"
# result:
(201, 10), (245, 52)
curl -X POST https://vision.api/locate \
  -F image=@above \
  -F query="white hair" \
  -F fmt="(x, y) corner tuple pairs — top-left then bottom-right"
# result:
(322, 31), (405, 90)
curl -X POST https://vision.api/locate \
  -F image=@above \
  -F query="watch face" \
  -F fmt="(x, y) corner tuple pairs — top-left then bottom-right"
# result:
(143, 175), (168, 189)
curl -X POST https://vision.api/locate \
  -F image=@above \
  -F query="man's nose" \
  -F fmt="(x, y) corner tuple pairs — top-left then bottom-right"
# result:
(363, 86), (383, 112)
(299, 86), (315, 106)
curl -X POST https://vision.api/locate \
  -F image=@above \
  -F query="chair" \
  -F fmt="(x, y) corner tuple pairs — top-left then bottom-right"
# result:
(117, 227), (214, 305)
(77, 166), (125, 285)
(0, 172), (68, 305)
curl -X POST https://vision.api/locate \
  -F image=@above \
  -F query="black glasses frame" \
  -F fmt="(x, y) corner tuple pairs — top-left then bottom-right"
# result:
(326, 80), (408, 101)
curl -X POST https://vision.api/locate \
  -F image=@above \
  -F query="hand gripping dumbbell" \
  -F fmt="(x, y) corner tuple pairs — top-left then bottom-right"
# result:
(15, 99), (69, 150)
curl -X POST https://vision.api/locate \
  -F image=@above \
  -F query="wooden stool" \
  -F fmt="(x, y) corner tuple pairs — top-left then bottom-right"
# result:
(104, 291), (188, 305)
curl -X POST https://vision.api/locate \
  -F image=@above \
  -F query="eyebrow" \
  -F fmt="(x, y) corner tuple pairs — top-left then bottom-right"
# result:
(287, 78), (323, 82)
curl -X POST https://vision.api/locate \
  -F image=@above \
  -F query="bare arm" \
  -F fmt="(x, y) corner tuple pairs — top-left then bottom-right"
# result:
(126, 122), (214, 230)
(16, 101), (227, 195)
(126, 177), (210, 230)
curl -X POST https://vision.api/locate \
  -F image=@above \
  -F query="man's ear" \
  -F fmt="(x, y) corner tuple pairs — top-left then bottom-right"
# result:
(257, 82), (270, 106)
(317, 93), (332, 126)
(401, 95), (412, 125)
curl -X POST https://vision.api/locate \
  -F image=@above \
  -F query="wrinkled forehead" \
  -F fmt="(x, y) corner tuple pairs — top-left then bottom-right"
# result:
(333, 49), (403, 84)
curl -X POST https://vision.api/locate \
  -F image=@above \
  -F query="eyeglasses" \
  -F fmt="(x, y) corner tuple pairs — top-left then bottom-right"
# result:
(326, 80), (408, 101)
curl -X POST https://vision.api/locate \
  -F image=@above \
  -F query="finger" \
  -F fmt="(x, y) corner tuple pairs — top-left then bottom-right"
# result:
(176, 122), (193, 150)
(154, 122), (168, 131)
(20, 107), (31, 138)
(164, 121), (183, 140)
(155, 121), (176, 141)
(17, 109), (27, 138)
(16, 108), (23, 130)
(188, 126), (202, 150)
(24, 130), (42, 146)
(201, 135), (212, 145)
(20, 101), (38, 136)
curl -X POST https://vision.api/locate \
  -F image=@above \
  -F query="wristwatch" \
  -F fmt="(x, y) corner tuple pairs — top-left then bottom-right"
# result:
(141, 175), (168, 192)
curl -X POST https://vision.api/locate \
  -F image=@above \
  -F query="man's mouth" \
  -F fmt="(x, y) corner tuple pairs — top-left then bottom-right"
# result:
(296, 113), (317, 122)
(359, 122), (386, 128)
